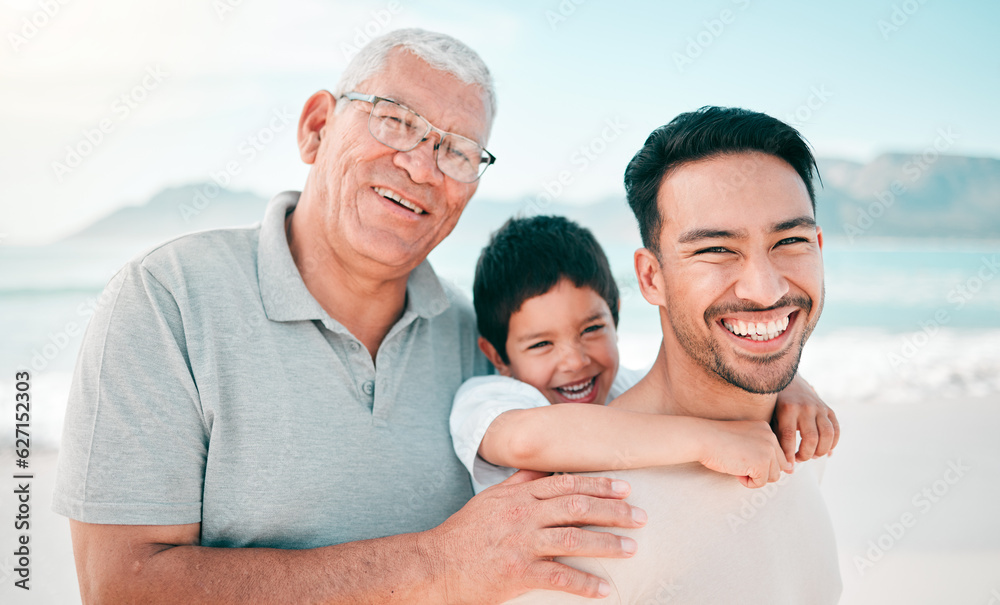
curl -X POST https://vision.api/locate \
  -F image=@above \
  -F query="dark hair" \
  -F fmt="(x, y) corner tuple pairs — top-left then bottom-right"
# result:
(473, 215), (619, 364)
(624, 106), (819, 255)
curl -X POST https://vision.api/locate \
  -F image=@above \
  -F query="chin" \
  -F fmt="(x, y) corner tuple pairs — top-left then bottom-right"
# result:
(713, 351), (802, 394)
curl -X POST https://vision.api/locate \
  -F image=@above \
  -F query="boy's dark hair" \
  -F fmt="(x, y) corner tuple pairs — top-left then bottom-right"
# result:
(473, 215), (619, 364)
(624, 106), (819, 256)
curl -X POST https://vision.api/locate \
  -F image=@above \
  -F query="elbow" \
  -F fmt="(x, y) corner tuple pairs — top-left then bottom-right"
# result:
(78, 561), (143, 605)
(500, 421), (550, 470)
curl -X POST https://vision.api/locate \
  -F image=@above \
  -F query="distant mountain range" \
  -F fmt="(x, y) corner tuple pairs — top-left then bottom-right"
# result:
(64, 153), (1000, 246)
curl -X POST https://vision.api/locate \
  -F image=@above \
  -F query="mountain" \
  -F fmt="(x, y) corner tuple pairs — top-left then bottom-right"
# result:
(62, 153), (1000, 246)
(815, 154), (1000, 240)
(65, 184), (270, 244)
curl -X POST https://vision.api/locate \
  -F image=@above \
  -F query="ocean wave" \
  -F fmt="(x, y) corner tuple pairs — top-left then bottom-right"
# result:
(618, 328), (1000, 407)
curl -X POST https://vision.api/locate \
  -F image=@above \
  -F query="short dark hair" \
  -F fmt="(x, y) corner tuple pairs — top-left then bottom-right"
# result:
(473, 215), (619, 364)
(624, 106), (819, 255)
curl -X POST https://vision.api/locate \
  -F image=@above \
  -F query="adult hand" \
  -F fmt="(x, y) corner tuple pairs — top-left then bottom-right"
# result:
(423, 470), (646, 603)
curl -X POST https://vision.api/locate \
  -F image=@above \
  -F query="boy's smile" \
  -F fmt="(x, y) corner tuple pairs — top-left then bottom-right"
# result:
(489, 278), (619, 406)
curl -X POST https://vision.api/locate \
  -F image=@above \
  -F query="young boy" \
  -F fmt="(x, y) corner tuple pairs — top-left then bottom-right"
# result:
(450, 215), (837, 494)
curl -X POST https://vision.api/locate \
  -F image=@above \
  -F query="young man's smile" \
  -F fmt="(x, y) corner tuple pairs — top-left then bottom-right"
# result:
(650, 151), (825, 395)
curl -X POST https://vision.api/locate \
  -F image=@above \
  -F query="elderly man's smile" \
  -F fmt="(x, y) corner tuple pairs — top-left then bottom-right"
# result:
(373, 186), (427, 215)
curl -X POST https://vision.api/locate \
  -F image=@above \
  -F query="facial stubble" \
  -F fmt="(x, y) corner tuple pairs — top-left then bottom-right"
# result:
(667, 288), (824, 395)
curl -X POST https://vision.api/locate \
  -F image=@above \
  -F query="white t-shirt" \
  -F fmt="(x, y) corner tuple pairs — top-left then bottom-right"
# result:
(450, 366), (646, 493)
(505, 460), (842, 604)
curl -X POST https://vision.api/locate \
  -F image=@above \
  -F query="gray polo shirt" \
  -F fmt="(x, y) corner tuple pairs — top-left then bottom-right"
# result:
(53, 191), (489, 548)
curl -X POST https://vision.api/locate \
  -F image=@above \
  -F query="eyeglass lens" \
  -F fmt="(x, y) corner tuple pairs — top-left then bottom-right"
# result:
(368, 99), (487, 182)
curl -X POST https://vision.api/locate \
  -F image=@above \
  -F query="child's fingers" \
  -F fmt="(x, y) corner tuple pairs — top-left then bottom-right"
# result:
(774, 408), (799, 465)
(812, 415), (836, 458)
(829, 411), (841, 452)
(796, 421), (820, 462)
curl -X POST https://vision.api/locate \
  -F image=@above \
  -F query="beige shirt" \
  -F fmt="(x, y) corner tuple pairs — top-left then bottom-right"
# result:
(506, 460), (841, 604)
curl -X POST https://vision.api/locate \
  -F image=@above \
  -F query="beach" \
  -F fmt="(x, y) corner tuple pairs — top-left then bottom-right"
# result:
(2, 238), (998, 603)
(2, 395), (997, 604)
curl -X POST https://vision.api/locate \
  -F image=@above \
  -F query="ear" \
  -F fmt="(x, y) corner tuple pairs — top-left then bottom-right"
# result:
(634, 247), (667, 307)
(298, 90), (336, 164)
(478, 336), (513, 377)
(816, 225), (824, 251)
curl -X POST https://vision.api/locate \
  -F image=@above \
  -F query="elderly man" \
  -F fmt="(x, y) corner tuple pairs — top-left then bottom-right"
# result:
(53, 29), (645, 603)
(509, 107), (843, 604)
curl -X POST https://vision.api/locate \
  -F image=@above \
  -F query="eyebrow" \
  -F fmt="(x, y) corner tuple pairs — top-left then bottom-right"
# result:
(677, 215), (817, 244)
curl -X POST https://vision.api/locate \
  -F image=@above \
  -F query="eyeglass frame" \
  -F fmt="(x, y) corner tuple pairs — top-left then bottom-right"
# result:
(340, 91), (496, 182)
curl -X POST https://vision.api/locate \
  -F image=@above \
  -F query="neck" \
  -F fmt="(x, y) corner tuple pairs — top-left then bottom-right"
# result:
(610, 312), (776, 422)
(287, 190), (410, 358)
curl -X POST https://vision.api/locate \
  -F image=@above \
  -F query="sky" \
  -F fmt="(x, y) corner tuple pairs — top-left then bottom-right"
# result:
(1, 0), (998, 245)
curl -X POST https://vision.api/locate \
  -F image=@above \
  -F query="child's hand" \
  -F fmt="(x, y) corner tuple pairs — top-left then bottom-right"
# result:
(773, 375), (840, 464)
(697, 420), (792, 489)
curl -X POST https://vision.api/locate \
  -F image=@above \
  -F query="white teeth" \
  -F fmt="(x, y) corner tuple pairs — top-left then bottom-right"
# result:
(723, 315), (792, 342)
(374, 187), (424, 214)
(557, 377), (596, 400)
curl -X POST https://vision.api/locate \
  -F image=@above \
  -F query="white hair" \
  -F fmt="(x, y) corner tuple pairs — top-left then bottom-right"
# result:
(333, 28), (496, 124)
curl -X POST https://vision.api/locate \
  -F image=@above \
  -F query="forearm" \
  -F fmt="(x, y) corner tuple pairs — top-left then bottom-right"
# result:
(84, 531), (443, 605)
(483, 405), (708, 472)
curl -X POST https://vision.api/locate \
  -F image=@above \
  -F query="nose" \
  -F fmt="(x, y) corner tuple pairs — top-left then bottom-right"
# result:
(556, 342), (590, 373)
(393, 134), (445, 185)
(733, 254), (789, 308)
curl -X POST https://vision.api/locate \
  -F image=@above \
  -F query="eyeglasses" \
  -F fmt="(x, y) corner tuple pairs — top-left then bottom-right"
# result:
(341, 92), (496, 183)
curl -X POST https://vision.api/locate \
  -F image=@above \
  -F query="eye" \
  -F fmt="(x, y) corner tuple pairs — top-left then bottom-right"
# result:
(527, 340), (551, 350)
(776, 237), (809, 247)
(695, 246), (731, 255)
(582, 324), (604, 335)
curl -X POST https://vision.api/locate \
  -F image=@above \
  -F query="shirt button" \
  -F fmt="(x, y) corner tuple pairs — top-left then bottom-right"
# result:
(362, 380), (375, 396)
(349, 341), (361, 352)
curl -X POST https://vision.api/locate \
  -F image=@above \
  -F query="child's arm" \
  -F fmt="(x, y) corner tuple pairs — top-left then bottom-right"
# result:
(482, 403), (790, 488)
(774, 373), (840, 464)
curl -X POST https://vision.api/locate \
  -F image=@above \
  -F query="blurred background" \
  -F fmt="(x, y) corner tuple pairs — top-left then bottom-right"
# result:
(1, 1), (998, 603)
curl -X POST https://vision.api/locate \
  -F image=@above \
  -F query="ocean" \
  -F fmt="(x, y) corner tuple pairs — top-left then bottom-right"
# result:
(2, 236), (998, 449)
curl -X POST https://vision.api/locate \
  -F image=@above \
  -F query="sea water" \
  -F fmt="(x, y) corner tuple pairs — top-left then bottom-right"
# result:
(2, 237), (998, 448)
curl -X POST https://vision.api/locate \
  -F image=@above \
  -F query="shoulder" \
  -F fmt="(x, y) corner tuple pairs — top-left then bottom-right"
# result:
(129, 225), (261, 288)
(439, 278), (476, 324)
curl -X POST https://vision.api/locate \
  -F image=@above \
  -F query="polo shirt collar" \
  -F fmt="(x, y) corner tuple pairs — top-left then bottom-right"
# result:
(257, 191), (451, 323)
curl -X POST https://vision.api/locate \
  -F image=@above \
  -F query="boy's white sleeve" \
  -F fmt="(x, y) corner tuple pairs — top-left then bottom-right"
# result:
(608, 365), (646, 398)
(451, 375), (551, 494)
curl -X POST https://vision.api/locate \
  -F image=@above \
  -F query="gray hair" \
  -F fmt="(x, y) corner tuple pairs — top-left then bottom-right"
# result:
(333, 28), (496, 125)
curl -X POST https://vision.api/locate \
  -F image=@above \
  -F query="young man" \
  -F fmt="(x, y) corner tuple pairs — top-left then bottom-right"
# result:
(451, 215), (836, 494)
(507, 107), (843, 603)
